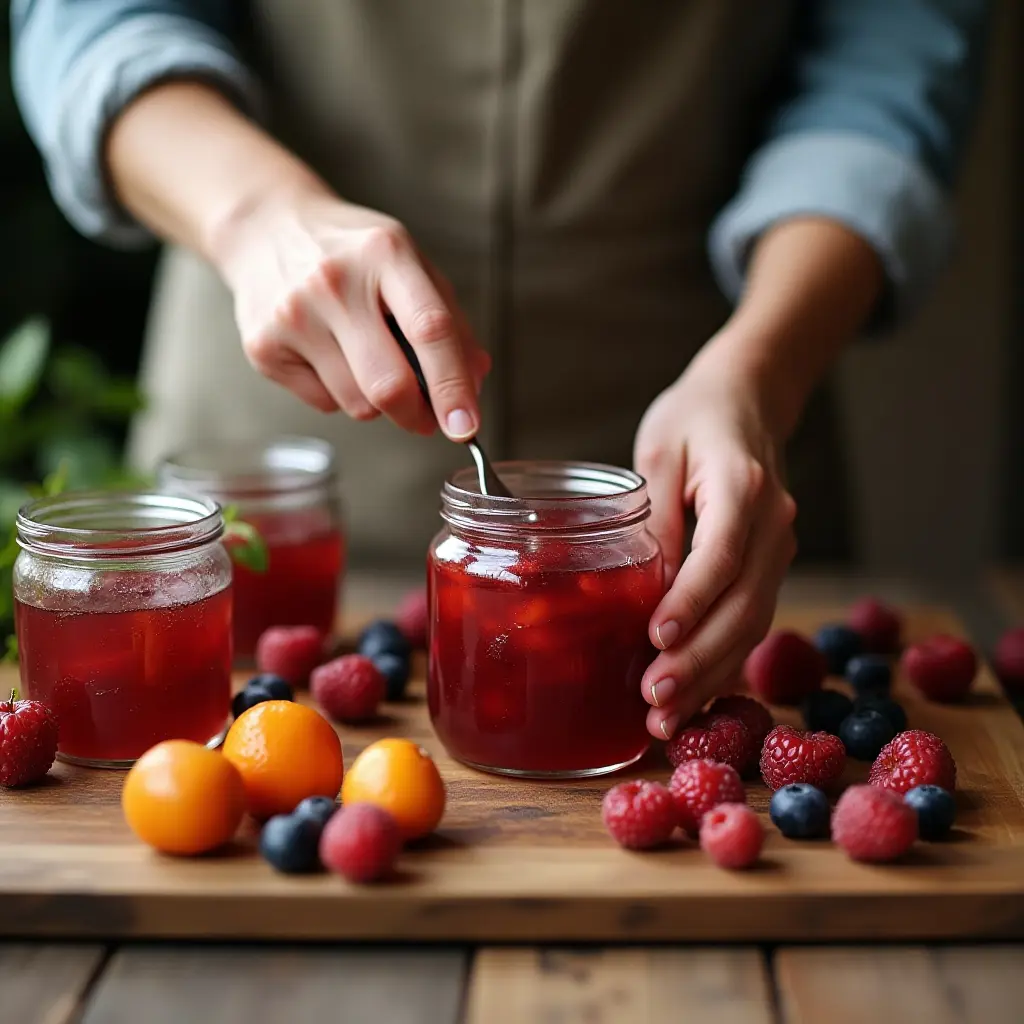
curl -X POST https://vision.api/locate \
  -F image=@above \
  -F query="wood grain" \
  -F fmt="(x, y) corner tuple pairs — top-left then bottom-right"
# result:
(0, 944), (106, 1024)
(465, 947), (773, 1024)
(79, 947), (467, 1024)
(775, 945), (1024, 1024)
(2, 605), (1024, 941)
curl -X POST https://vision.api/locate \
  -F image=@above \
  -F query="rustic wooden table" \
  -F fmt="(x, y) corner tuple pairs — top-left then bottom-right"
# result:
(3, 573), (1024, 1024)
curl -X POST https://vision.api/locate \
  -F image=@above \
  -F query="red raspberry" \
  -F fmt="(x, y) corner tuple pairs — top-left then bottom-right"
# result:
(0, 690), (58, 788)
(255, 626), (326, 687)
(665, 713), (750, 773)
(699, 803), (764, 870)
(319, 802), (402, 883)
(759, 724), (846, 791)
(395, 587), (429, 649)
(668, 759), (746, 836)
(832, 784), (917, 862)
(868, 729), (956, 793)
(311, 655), (385, 722)
(994, 627), (1024, 693)
(601, 780), (678, 849)
(744, 631), (826, 706)
(707, 695), (774, 747)
(902, 635), (977, 702)
(848, 598), (903, 654)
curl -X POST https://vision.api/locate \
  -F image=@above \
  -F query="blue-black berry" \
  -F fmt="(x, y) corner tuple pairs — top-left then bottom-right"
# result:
(853, 694), (908, 733)
(358, 620), (411, 661)
(813, 624), (864, 676)
(769, 784), (831, 839)
(839, 709), (895, 761)
(293, 795), (339, 829)
(845, 654), (892, 697)
(232, 684), (274, 719)
(904, 785), (955, 840)
(246, 673), (294, 702)
(375, 652), (411, 701)
(801, 689), (854, 735)
(259, 814), (323, 874)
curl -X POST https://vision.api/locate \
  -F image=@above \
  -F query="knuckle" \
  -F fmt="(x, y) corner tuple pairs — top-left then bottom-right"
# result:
(778, 489), (798, 527)
(366, 372), (409, 411)
(683, 643), (709, 682)
(635, 442), (673, 481)
(710, 539), (743, 582)
(243, 331), (284, 372)
(360, 221), (409, 262)
(405, 305), (456, 347)
(734, 457), (765, 506)
(310, 260), (348, 299)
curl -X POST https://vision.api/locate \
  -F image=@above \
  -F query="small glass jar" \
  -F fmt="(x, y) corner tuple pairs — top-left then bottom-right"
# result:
(427, 461), (664, 779)
(159, 437), (345, 663)
(13, 492), (233, 768)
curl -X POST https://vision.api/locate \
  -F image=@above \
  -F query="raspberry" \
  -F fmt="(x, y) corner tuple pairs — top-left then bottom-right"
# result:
(848, 598), (903, 654)
(395, 587), (429, 649)
(319, 802), (403, 883)
(994, 627), (1024, 693)
(601, 780), (678, 849)
(699, 803), (764, 870)
(759, 725), (846, 792)
(0, 690), (58, 788)
(668, 759), (746, 836)
(832, 784), (917, 862)
(869, 729), (956, 794)
(706, 695), (774, 748)
(902, 635), (977, 703)
(311, 655), (385, 722)
(665, 713), (751, 773)
(744, 631), (826, 706)
(255, 626), (326, 687)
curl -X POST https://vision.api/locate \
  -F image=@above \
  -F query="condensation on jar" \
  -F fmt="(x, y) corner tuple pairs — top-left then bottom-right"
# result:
(427, 461), (664, 779)
(13, 492), (233, 768)
(159, 437), (345, 663)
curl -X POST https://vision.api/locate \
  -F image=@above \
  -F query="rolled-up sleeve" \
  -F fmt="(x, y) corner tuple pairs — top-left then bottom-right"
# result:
(709, 0), (992, 326)
(11, 0), (261, 247)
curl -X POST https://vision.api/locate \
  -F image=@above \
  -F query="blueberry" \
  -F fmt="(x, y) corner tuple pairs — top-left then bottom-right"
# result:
(769, 783), (831, 839)
(232, 684), (274, 719)
(839, 709), (895, 761)
(246, 673), (294, 702)
(853, 694), (908, 733)
(904, 785), (956, 841)
(813, 624), (864, 676)
(259, 814), (323, 874)
(375, 652), (411, 701)
(845, 654), (892, 697)
(801, 689), (854, 735)
(358, 620), (411, 661)
(293, 795), (339, 829)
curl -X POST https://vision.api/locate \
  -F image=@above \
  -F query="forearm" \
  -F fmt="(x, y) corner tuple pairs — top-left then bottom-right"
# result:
(106, 80), (328, 263)
(698, 217), (884, 439)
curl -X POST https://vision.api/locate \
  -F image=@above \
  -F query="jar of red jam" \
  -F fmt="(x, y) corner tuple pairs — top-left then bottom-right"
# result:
(428, 461), (664, 778)
(13, 492), (233, 768)
(159, 438), (345, 663)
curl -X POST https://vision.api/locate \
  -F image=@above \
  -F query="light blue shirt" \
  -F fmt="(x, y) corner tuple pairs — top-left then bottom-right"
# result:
(10, 0), (990, 326)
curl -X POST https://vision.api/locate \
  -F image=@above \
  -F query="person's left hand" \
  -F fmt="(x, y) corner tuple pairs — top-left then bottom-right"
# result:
(634, 344), (798, 740)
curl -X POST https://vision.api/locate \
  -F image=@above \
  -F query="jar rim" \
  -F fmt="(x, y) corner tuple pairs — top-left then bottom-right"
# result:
(16, 490), (223, 559)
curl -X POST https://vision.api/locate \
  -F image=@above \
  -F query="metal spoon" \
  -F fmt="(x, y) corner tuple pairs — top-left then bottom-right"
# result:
(386, 315), (513, 498)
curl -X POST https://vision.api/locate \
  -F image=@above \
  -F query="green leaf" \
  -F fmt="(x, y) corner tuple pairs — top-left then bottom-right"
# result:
(36, 434), (118, 490)
(224, 519), (269, 574)
(47, 347), (143, 420)
(0, 317), (50, 415)
(0, 481), (30, 529)
(2, 635), (17, 665)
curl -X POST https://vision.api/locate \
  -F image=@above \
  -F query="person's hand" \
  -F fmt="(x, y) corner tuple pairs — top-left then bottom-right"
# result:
(634, 345), (797, 740)
(213, 186), (490, 437)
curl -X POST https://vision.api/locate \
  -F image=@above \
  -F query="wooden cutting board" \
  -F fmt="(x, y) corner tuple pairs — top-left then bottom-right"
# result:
(2, 604), (1023, 942)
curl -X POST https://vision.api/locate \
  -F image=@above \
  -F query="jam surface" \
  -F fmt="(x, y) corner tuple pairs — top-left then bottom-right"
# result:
(15, 586), (232, 763)
(428, 539), (662, 775)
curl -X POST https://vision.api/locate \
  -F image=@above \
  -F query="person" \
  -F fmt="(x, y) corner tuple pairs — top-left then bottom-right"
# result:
(11, 1), (989, 740)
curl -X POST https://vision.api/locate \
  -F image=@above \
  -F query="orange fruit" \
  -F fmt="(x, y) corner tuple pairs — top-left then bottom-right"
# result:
(122, 740), (246, 855)
(222, 700), (344, 820)
(341, 738), (445, 840)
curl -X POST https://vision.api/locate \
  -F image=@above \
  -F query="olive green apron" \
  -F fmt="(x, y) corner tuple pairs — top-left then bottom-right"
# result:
(128, 0), (851, 567)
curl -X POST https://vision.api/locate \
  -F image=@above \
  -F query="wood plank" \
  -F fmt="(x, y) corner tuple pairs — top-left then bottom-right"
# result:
(80, 947), (467, 1024)
(3, 605), (1024, 942)
(0, 944), (106, 1024)
(776, 946), (1024, 1024)
(465, 947), (773, 1024)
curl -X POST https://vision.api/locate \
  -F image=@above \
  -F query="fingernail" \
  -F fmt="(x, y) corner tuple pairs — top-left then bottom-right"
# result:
(648, 678), (676, 708)
(655, 620), (680, 650)
(659, 714), (680, 741)
(446, 408), (476, 439)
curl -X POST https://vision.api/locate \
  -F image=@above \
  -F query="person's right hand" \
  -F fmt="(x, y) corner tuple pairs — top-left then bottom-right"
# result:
(212, 186), (490, 438)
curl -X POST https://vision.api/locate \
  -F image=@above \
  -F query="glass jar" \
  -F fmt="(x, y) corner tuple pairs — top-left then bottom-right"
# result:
(13, 492), (233, 768)
(427, 461), (664, 779)
(159, 437), (345, 663)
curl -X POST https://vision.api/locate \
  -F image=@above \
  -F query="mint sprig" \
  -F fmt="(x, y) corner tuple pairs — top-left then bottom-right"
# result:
(222, 505), (269, 574)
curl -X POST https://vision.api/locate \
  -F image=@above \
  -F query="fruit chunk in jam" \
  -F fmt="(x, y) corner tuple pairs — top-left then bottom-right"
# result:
(428, 541), (662, 775)
(15, 586), (232, 764)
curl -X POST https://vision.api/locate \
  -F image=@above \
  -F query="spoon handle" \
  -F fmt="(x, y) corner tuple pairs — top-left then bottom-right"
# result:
(385, 314), (433, 410)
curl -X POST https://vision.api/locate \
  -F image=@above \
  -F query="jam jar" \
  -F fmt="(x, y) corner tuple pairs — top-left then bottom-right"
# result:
(13, 491), (233, 768)
(428, 461), (664, 778)
(159, 437), (345, 663)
